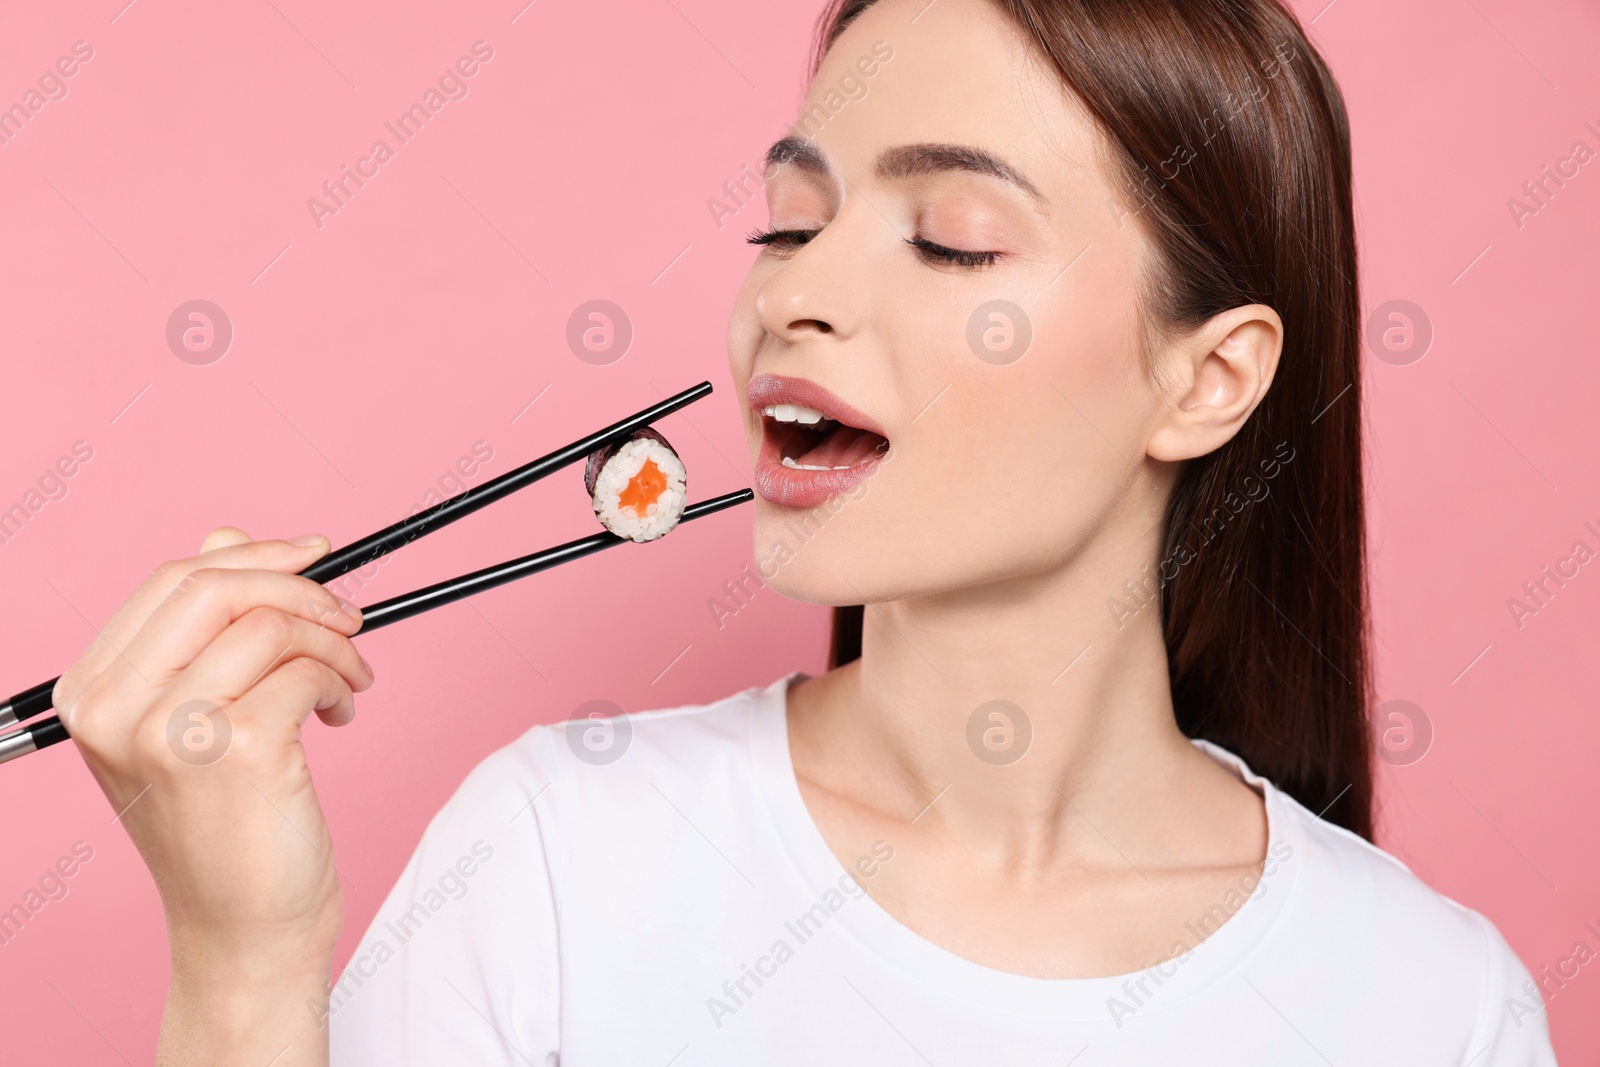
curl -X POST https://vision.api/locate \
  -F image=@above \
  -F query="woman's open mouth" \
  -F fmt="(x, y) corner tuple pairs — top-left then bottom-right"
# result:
(748, 373), (890, 509)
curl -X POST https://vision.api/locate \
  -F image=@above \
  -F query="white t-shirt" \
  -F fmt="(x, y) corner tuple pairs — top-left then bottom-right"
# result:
(329, 673), (1558, 1065)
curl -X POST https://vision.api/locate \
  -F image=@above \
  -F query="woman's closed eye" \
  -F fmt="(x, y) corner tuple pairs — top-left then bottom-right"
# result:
(904, 235), (999, 270)
(746, 227), (819, 253)
(746, 226), (1000, 270)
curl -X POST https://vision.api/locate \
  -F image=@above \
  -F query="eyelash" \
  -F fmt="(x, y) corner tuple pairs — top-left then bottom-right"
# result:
(745, 227), (1000, 271)
(906, 236), (999, 270)
(745, 227), (816, 250)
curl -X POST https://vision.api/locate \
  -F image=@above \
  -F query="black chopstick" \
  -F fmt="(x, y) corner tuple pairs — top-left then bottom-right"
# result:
(0, 488), (752, 767)
(0, 381), (714, 733)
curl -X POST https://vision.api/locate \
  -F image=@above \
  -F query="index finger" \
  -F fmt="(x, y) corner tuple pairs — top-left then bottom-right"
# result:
(54, 535), (339, 711)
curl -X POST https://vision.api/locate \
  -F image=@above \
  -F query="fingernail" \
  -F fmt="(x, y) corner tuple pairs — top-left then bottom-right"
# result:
(336, 595), (363, 623)
(289, 534), (329, 547)
(358, 653), (374, 675)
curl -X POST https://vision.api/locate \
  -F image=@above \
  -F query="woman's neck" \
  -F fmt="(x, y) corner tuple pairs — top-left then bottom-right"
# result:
(789, 538), (1264, 873)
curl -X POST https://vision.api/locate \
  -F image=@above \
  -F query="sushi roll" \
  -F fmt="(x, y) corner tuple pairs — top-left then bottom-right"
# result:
(585, 426), (688, 542)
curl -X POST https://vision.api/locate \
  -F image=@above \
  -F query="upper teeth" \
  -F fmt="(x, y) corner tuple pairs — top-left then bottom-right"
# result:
(763, 404), (826, 425)
(781, 456), (854, 471)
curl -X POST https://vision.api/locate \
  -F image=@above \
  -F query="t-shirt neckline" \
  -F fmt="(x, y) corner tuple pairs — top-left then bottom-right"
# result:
(746, 670), (1306, 1023)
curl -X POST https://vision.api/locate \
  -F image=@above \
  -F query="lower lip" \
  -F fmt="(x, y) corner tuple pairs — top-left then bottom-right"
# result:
(753, 434), (886, 509)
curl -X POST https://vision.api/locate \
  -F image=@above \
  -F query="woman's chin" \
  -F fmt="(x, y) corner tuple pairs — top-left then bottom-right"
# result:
(753, 564), (867, 607)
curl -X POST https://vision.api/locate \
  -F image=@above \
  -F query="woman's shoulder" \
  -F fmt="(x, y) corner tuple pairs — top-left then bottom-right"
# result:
(1268, 784), (1544, 1037)
(493, 673), (783, 772)
(1191, 738), (1546, 1051)
(432, 673), (791, 832)
(1279, 788), (1500, 947)
(1198, 739), (1524, 975)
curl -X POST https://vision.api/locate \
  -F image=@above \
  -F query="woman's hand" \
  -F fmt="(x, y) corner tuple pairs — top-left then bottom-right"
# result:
(54, 526), (374, 1066)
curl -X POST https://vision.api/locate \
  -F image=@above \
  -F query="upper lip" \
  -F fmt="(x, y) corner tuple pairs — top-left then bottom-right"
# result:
(746, 374), (888, 438)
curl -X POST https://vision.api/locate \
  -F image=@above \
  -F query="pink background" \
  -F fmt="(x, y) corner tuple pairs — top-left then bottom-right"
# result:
(0, 0), (1596, 1060)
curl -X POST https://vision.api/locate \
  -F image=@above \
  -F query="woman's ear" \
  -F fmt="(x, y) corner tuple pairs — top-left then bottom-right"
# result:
(1146, 304), (1283, 462)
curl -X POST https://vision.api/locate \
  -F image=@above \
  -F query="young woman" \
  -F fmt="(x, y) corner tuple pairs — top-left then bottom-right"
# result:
(54, 0), (1557, 1063)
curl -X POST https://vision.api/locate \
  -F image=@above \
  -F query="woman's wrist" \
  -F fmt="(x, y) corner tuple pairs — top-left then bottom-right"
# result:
(159, 921), (339, 1067)
(161, 953), (334, 1067)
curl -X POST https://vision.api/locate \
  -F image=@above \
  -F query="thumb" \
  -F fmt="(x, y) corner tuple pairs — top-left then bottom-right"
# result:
(200, 526), (254, 554)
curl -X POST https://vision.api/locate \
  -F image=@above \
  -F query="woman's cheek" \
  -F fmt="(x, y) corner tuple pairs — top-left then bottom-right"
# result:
(727, 275), (765, 375)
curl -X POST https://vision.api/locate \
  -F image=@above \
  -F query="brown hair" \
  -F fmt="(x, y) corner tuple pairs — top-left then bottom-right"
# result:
(817, 0), (1373, 837)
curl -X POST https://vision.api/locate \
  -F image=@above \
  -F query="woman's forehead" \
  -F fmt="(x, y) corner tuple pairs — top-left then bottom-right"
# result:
(801, 0), (1101, 199)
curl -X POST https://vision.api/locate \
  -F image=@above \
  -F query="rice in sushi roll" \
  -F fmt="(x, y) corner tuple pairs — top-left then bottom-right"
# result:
(585, 426), (688, 542)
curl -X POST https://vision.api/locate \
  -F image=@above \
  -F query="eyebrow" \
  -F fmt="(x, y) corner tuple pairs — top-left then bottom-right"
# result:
(763, 137), (1043, 202)
(765, 136), (830, 177)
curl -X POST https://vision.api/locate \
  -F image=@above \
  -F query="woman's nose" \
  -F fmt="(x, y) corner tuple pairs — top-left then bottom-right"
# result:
(753, 211), (876, 344)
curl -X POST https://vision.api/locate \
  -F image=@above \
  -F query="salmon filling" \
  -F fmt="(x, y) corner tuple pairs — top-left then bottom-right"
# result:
(618, 458), (668, 516)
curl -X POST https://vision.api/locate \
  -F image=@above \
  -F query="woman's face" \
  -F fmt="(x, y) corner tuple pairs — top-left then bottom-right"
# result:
(727, 0), (1163, 606)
